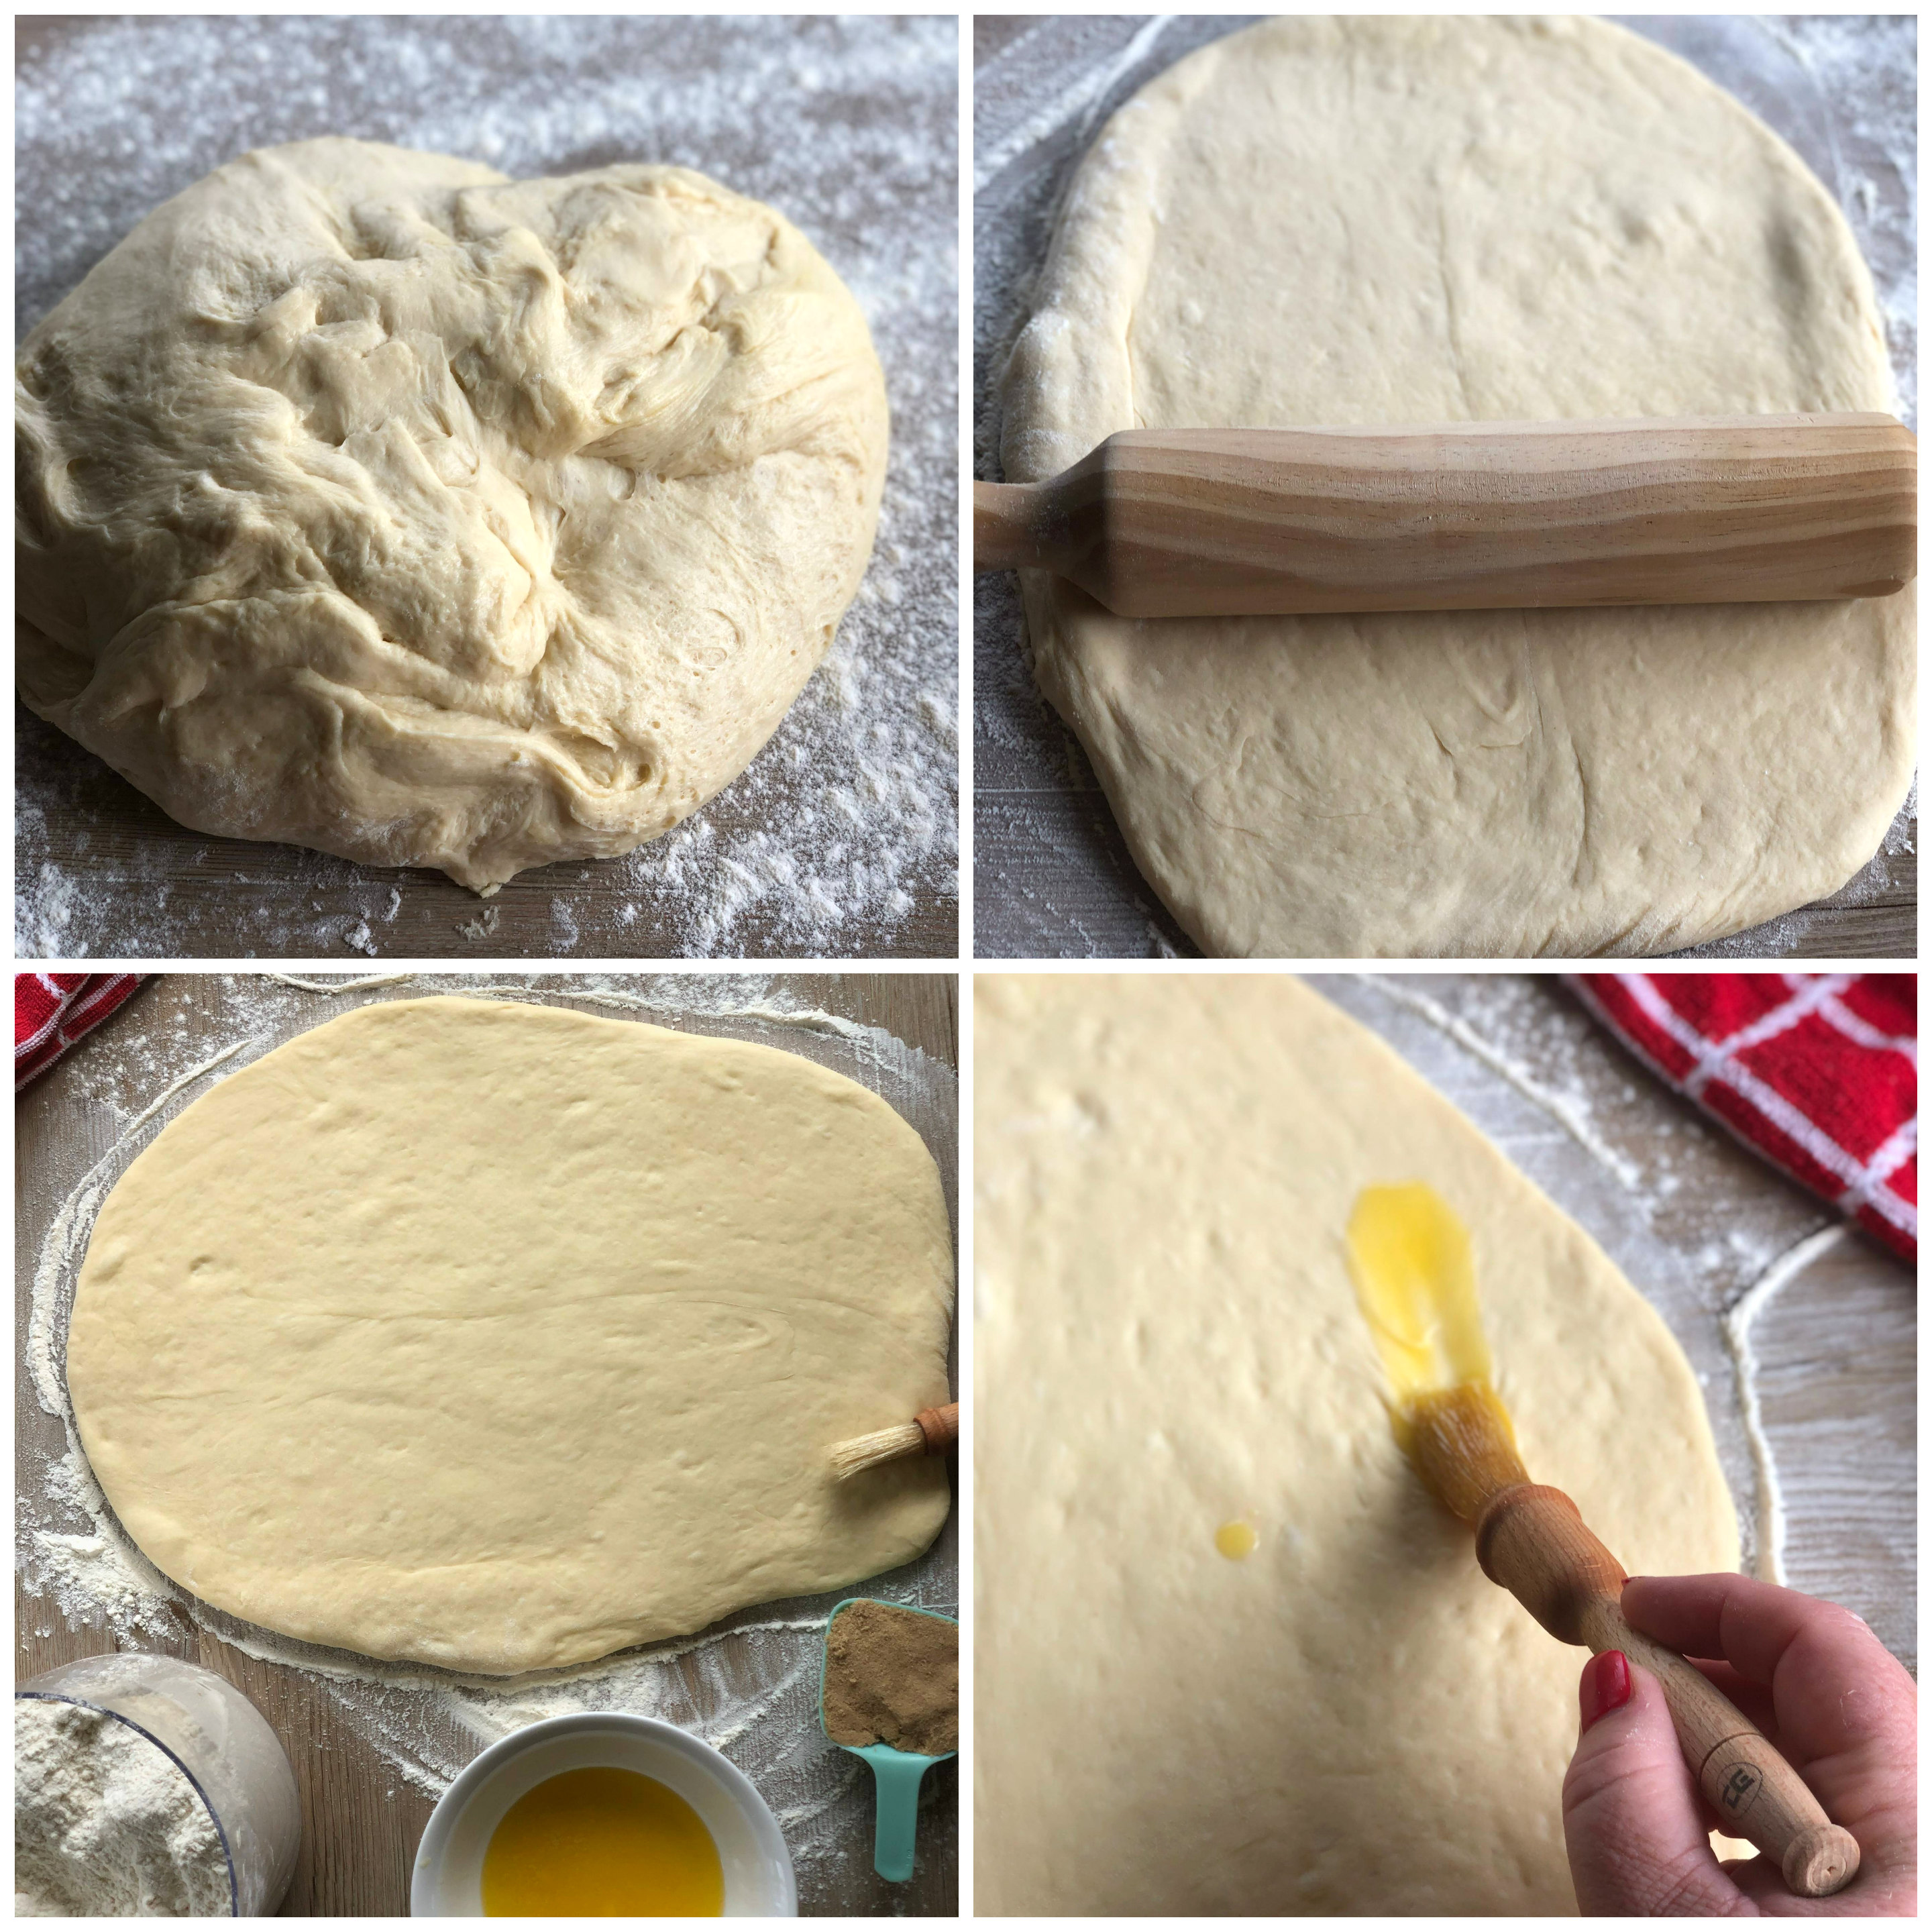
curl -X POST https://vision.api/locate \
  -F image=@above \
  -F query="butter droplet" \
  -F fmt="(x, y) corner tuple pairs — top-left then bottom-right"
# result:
(1215, 1521), (1258, 1560)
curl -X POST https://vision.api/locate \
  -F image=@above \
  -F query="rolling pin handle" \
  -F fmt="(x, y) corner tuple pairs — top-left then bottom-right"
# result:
(973, 480), (1048, 572)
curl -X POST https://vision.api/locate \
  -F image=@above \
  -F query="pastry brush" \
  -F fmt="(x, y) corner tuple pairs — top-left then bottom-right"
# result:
(829, 1403), (959, 1481)
(1346, 1181), (1860, 1900)
(974, 413), (1915, 616)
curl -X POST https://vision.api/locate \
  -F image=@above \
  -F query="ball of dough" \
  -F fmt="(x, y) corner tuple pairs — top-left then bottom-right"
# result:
(17, 138), (889, 891)
(64, 998), (954, 1674)
(1003, 17), (1913, 956)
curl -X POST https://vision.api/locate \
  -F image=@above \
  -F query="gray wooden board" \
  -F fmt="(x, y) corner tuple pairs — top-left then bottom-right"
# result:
(16, 15), (960, 961)
(17, 971), (959, 1915)
(973, 15), (1917, 960)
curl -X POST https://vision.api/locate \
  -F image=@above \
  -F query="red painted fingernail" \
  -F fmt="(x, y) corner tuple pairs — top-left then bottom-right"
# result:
(1580, 1649), (1633, 1731)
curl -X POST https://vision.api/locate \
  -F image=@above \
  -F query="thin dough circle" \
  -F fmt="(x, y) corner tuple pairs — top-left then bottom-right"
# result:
(974, 975), (1738, 1913)
(18, 138), (889, 890)
(66, 998), (953, 1674)
(1002, 17), (1913, 957)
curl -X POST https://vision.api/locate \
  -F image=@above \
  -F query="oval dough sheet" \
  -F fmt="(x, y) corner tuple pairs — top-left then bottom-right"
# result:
(973, 975), (1738, 1914)
(1002, 16), (1913, 957)
(17, 138), (889, 892)
(64, 998), (953, 1674)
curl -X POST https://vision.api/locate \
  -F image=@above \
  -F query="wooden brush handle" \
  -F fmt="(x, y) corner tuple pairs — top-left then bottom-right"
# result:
(1477, 1485), (1860, 1898)
(974, 414), (1915, 617)
(914, 1403), (959, 1455)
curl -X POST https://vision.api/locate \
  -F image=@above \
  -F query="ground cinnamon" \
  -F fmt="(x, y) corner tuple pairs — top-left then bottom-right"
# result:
(822, 1600), (958, 1757)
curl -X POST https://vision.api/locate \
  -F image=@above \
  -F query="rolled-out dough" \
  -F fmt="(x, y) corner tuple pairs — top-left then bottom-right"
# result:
(1002, 16), (1913, 957)
(64, 998), (953, 1674)
(974, 975), (1739, 1914)
(17, 138), (888, 891)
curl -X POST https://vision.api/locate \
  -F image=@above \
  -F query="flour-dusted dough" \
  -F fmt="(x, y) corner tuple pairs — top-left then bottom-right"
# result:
(65, 998), (952, 1674)
(1003, 17), (1913, 957)
(975, 976), (1738, 1914)
(18, 139), (888, 891)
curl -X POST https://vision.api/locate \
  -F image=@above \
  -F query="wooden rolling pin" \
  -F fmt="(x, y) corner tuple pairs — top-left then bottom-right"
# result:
(973, 414), (1916, 616)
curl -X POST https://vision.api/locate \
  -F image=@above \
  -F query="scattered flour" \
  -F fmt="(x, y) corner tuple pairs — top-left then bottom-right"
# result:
(1364, 977), (1645, 1191)
(1722, 1225), (1850, 1587)
(15, 1699), (232, 1917)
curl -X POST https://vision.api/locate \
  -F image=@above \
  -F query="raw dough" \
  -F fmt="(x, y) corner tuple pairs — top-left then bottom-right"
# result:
(974, 975), (1738, 1913)
(64, 998), (953, 1674)
(1002, 16), (1913, 957)
(17, 138), (888, 892)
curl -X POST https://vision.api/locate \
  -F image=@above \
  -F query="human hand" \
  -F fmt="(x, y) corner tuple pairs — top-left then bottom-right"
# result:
(1562, 1573), (1915, 1915)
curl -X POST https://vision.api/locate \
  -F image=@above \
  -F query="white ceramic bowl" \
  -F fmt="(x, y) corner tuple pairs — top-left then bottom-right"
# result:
(409, 1713), (796, 1917)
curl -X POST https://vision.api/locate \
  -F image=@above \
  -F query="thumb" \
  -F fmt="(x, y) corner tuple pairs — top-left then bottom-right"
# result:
(1562, 1651), (1744, 1916)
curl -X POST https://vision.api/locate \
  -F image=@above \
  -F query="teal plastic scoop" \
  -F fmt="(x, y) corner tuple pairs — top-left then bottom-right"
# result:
(819, 1598), (958, 1884)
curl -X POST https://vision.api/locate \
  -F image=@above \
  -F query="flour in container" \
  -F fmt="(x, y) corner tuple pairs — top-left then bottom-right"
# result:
(15, 1699), (232, 1917)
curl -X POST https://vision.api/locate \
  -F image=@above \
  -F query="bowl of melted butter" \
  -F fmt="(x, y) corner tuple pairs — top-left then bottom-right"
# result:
(410, 1713), (796, 1916)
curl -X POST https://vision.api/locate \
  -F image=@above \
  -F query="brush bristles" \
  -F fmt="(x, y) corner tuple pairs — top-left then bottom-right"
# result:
(828, 1419), (924, 1481)
(1406, 1382), (1528, 1522)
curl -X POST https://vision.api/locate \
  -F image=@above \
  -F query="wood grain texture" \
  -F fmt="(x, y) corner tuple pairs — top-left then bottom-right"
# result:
(17, 973), (958, 1917)
(976, 418), (1916, 616)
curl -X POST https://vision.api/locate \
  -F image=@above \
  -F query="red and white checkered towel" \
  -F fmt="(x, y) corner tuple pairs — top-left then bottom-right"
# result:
(1570, 973), (1916, 1265)
(15, 973), (146, 1092)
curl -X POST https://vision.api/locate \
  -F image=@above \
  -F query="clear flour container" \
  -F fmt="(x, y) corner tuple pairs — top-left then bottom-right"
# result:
(17, 1652), (301, 1916)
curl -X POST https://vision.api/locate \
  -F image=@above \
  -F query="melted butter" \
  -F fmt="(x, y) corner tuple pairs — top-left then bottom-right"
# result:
(1214, 1521), (1258, 1560)
(480, 1766), (723, 1917)
(1344, 1181), (1501, 1452)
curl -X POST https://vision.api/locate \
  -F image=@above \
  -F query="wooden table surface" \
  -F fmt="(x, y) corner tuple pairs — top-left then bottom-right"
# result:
(971, 15), (1917, 961)
(17, 972), (959, 1916)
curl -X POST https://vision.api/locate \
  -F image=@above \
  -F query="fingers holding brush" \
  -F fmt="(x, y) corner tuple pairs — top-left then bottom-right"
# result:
(1622, 1574), (1910, 1749)
(1563, 1579), (1917, 1915)
(1563, 1652), (1743, 1917)
(1620, 1575), (1918, 1914)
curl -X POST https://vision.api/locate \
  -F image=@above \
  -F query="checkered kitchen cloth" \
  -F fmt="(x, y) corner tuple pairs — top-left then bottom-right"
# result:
(1570, 974), (1915, 1264)
(15, 973), (147, 1091)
